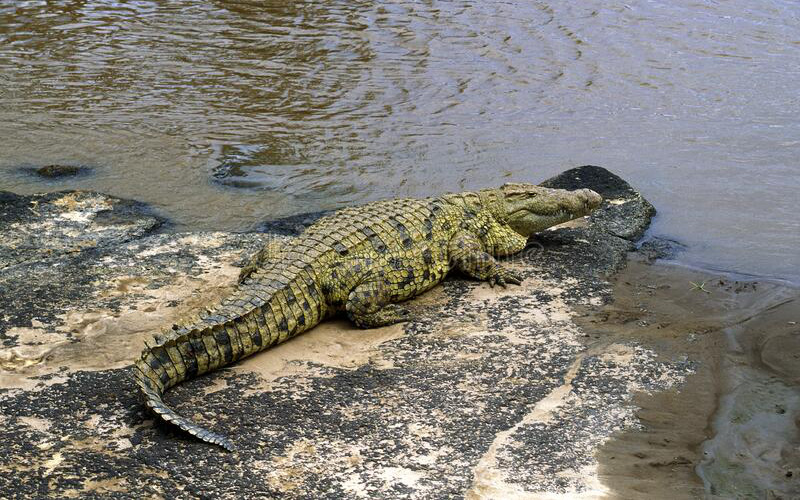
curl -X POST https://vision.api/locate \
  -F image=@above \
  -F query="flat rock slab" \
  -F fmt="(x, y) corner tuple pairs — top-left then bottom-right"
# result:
(0, 190), (163, 269)
(0, 166), (693, 498)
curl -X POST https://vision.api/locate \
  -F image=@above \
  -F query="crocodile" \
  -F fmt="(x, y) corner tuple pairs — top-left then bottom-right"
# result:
(133, 183), (603, 451)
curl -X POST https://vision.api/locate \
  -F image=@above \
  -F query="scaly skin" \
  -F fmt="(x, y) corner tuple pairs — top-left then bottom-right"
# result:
(133, 183), (602, 451)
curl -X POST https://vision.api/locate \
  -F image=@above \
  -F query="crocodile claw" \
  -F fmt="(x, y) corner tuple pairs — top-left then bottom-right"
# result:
(489, 267), (523, 288)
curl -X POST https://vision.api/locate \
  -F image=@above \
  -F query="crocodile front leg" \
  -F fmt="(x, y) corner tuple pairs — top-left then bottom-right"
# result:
(448, 231), (523, 288)
(346, 273), (412, 328)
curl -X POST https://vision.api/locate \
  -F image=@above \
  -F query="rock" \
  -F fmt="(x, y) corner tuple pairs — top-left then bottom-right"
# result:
(0, 167), (694, 498)
(541, 165), (656, 241)
(0, 190), (164, 269)
(211, 144), (358, 199)
(253, 209), (334, 236)
(26, 164), (92, 179)
(637, 236), (687, 263)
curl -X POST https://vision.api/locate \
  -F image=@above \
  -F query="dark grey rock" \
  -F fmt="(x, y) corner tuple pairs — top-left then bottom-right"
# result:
(0, 190), (164, 270)
(210, 144), (359, 200)
(211, 143), (283, 190)
(0, 231), (274, 349)
(542, 165), (656, 241)
(23, 164), (93, 179)
(638, 236), (687, 263)
(540, 164), (639, 199)
(253, 209), (334, 236)
(0, 167), (693, 498)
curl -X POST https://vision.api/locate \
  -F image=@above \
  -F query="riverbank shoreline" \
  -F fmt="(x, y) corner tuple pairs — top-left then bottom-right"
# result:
(581, 256), (800, 499)
(1, 167), (797, 498)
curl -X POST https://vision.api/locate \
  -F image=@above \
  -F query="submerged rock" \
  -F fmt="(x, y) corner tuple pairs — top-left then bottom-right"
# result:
(0, 167), (695, 498)
(28, 164), (92, 179)
(211, 143), (360, 201)
(637, 236), (687, 263)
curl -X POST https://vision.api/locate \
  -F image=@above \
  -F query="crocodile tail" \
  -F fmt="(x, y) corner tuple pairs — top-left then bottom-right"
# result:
(132, 328), (237, 452)
(132, 269), (324, 451)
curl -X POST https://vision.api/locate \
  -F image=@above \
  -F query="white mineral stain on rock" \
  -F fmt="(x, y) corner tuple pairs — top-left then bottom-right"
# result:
(78, 477), (128, 496)
(57, 210), (95, 224)
(266, 438), (374, 495)
(42, 451), (65, 476)
(341, 473), (370, 498)
(265, 438), (318, 491)
(467, 355), (588, 500)
(201, 375), (229, 396)
(0, 326), (70, 371)
(19, 415), (53, 434)
(379, 466), (426, 489)
(50, 193), (112, 224)
(82, 410), (136, 451)
(597, 343), (635, 365)
(461, 271), (692, 498)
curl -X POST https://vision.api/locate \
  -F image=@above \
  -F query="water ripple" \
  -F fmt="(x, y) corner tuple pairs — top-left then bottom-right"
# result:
(0, 0), (798, 281)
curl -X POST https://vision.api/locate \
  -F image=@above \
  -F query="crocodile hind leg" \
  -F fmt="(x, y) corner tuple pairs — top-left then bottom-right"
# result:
(238, 240), (286, 283)
(346, 273), (412, 328)
(448, 231), (523, 288)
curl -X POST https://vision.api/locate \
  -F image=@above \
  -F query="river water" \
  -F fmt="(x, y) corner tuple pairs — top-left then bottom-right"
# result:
(1, 0), (798, 283)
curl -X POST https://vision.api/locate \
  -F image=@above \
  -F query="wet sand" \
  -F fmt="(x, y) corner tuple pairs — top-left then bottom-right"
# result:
(580, 257), (800, 499)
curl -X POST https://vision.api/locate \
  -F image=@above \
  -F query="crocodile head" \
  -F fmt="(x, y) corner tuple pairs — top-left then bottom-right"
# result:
(495, 183), (603, 236)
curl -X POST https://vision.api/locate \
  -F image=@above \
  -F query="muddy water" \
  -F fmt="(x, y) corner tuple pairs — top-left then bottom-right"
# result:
(0, 0), (798, 282)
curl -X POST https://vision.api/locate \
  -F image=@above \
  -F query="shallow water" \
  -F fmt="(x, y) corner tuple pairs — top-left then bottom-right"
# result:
(1, 0), (799, 282)
(589, 258), (800, 498)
